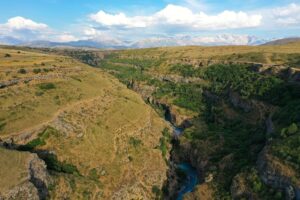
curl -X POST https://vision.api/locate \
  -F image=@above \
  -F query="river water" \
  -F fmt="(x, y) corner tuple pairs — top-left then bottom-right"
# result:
(176, 163), (199, 200)
(170, 124), (199, 199)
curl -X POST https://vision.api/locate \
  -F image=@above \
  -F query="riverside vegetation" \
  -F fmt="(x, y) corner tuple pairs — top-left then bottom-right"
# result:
(0, 41), (300, 199)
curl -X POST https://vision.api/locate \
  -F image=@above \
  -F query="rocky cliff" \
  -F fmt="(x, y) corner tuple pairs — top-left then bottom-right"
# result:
(0, 148), (51, 200)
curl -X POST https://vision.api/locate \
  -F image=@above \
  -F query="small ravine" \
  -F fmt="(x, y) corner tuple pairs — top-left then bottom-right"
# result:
(164, 107), (199, 199)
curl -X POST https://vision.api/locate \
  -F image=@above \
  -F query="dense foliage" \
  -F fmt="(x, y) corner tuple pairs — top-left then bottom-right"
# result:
(204, 64), (283, 99)
(170, 64), (204, 77)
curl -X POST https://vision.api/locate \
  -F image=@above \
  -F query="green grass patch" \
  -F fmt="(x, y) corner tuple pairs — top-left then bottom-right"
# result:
(129, 137), (142, 149)
(38, 82), (56, 90)
(0, 122), (6, 132)
(158, 128), (171, 158)
(18, 127), (58, 151)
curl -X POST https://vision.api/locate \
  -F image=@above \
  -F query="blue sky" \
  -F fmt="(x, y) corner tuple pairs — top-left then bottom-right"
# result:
(0, 0), (299, 44)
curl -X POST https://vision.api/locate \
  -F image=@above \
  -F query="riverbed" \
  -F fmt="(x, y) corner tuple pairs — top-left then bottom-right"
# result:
(169, 122), (199, 199)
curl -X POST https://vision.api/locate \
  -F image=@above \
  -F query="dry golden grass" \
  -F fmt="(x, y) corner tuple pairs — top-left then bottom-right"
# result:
(115, 41), (300, 66)
(0, 147), (30, 193)
(0, 47), (169, 199)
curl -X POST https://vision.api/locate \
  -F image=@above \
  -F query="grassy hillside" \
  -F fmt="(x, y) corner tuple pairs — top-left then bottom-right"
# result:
(0, 47), (169, 199)
(262, 38), (300, 46)
(0, 147), (32, 193)
(109, 42), (300, 68)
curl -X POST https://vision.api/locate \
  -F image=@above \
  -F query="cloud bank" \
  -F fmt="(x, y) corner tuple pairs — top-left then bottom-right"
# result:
(0, 16), (77, 42)
(272, 3), (300, 25)
(89, 4), (262, 30)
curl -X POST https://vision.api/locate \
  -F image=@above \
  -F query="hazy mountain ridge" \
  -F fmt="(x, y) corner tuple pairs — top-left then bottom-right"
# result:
(262, 37), (300, 46)
(0, 34), (273, 49)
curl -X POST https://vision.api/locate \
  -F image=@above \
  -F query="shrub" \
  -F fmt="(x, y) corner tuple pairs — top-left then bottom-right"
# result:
(129, 137), (142, 148)
(4, 53), (11, 57)
(38, 83), (56, 90)
(18, 68), (27, 74)
(159, 137), (167, 157)
(280, 123), (298, 138)
(0, 122), (6, 131)
(33, 68), (41, 74)
(89, 168), (99, 181)
(35, 91), (44, 96)
(128, 156), (133, 162)
(43, 154), (79, 175)
(19, 138), (46, 151)
(152, 185), (162, 199)
(287, 123), (298, 135)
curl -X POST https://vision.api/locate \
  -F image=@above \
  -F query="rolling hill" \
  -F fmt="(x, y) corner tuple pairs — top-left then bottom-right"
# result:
(262, 37), (300, 46)
(0, 47), (169, 199)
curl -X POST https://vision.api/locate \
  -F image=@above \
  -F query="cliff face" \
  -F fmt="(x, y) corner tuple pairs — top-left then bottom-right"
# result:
(257, 147), (300, 200)
(0, 148), (51, 200)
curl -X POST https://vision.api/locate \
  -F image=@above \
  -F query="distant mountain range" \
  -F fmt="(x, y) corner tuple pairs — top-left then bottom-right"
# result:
(1, 35), (297, 49)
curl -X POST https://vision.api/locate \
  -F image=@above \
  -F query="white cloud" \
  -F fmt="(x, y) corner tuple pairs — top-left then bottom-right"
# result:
(5, 16), (48, 30)
(90, 11), (148, 28)
(89, 4), (262, 30)
(0, 16), (79, 43)
(272, 3), (300, 25)
(0, 17), (50, 40)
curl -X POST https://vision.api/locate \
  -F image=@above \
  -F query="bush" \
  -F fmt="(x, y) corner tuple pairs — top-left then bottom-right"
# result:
(35, 91), (44, 96)
(159, 137), (167, 157)
(18, 68), (27, 74)
(43, 154), (79, 175)
(33, 68), (41, 74)
(280, 123), (298, 138)
(38, 83), (56, 90)
(0, 122), (6, 131)
(89, 168), (99, 181)
(4, 53), (11, 57)
(129, 137), (142, 148)
(152, 185), (162, 199)
(19, 138), (46, 151)
(287, 123), (298, 135)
